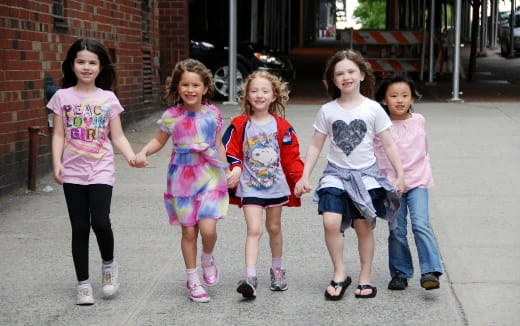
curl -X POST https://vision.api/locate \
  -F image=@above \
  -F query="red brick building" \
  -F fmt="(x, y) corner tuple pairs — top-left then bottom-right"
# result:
(0, 0), (189, 196)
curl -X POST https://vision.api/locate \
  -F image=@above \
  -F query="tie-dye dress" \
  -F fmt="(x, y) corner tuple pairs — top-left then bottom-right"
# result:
(158, 104), (229, 226)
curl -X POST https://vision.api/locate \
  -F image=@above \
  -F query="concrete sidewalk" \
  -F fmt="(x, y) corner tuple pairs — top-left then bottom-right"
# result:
(0, 101), (518, 325)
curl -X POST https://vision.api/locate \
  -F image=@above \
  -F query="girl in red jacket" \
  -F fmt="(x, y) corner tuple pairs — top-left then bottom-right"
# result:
(222, 71), (303, 299)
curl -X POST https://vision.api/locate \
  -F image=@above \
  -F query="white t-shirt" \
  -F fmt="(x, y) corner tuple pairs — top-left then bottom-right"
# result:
(313, 97), (391, 189)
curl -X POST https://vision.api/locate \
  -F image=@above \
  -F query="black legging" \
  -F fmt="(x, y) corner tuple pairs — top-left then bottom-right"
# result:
(63, 183), (114, 282)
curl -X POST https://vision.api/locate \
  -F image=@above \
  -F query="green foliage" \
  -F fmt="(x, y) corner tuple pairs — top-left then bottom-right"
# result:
(353, 0), (386, 29)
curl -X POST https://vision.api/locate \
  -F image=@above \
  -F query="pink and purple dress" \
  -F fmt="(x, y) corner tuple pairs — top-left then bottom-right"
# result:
(158, 104), (229, 226)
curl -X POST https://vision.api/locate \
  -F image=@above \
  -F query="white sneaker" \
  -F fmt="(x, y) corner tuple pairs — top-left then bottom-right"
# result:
(76, 283), (94, 305)
(102, 261), (120, 298)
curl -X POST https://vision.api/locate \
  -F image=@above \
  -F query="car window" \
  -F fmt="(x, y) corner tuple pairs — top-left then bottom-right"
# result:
(515, 14), (520, 28)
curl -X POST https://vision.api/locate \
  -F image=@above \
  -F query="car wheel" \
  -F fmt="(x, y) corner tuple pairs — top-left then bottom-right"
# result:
(501, 38), (510, 57)
(212, 62), (248, 100)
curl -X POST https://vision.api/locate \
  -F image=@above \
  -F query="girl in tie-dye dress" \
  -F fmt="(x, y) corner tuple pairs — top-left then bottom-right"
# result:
(135, 59), (229, 303)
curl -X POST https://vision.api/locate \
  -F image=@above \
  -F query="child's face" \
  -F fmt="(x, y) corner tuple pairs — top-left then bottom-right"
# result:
(73, 50), (101, 87)
(332, 58), (365, 95)
(247, 77), (275, 114)
(178, 71), (208, 111)
(382, 82), (414, 120)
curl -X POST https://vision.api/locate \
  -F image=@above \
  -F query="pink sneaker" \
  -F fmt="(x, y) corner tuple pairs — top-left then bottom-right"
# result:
(201, 256), (219, 286)
(186, 282), (210, 303)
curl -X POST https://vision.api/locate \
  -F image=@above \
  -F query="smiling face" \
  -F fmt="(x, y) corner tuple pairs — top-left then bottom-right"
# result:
(73, 50), (101, 87)
(332, 58), (365, 96)
(178, 71), (208, 111)
(247, 77), (276, 114)
(382, 81), (415, 120)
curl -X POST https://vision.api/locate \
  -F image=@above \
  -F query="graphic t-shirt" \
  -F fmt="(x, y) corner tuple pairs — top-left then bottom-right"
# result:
(47, 87), (123, 185)
(313, 97), (391, 189)
(236, 117), (290, 198)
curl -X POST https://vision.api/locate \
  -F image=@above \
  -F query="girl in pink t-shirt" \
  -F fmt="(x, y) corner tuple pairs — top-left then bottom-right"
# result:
(48, 38), (136, 305)
(374, 76), (443, 292)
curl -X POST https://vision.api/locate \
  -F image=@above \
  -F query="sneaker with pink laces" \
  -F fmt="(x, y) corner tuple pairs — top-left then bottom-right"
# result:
(201, 256), (219, 286)
(186, 282), (210, 303)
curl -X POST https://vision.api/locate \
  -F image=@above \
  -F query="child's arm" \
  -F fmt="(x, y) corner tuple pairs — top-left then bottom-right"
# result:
(215, 130), (227, 164)
(377, 129), (405, 194)
(110, 116), (136, 166)
(221, 122), (243, 188)
(294, 130), (327, 197)
(135, 130), (169, 167)
(51, 113), (65, 185)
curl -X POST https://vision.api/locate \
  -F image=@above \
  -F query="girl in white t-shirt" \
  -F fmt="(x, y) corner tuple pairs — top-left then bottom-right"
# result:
(374, 75), (443, 291)
(48, 38), (136, 305)
(295, 50), (404, 300)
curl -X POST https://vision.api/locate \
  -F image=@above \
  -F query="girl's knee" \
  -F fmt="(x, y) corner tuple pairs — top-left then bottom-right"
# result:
(266, 221), (281, 235)
(247, 226), (263, 238)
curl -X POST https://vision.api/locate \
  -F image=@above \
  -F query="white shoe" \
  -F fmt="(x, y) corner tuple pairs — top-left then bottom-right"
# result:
(76, 283), (94, 305)
(102, 261), (120, 298)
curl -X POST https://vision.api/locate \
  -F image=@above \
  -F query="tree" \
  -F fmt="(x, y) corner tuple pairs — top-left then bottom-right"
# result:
(353, 0), (386, 29)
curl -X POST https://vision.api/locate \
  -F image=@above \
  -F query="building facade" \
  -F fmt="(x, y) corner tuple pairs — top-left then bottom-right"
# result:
(0, 0), (188, 196)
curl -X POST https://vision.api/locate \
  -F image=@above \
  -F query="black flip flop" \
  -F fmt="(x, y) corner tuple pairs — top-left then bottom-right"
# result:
(355, 284), (377, 298)
(324, 276), (352, 301)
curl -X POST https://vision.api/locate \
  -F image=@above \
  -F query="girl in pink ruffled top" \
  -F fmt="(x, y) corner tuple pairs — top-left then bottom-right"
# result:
(374, 76), (443, 292)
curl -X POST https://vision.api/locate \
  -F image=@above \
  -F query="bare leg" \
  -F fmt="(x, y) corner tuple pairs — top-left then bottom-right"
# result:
(323, 212), (346, 296)
(198, 218), (218, 254)
(181, 225), (199, 269)
(353, 218), (375, 296)
(243, 206), (264, 268)
(265, 206), (283, 259)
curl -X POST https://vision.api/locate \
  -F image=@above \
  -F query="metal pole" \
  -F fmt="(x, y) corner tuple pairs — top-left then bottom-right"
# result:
(428, 0), (436, 83)
(480, 0), (488, 54)
(490, 0), (497, 48)
(225, 0), (238, 104)
(420, 0), (427, 81)
(510, 0), (516, 58)
(451, 0), (463, 102)
(251, 0), (258, 43)
(28, 127), (41, 191)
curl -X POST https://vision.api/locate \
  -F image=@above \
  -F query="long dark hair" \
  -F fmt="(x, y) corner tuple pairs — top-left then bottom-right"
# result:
(323, 49), (375, 99)
(61, 38), (116, 90)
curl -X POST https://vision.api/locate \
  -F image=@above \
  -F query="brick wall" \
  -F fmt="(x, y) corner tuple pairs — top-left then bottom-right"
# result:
(158, 0), (190, 84)
(0, 0), (171, 197)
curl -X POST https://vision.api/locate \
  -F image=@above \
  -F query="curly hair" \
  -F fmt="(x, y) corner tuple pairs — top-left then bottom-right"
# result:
(61, 38), (116, 90)
(164, 58), (215, 106)
(323, 49), (375, 99)
(238, 71), (289, 118)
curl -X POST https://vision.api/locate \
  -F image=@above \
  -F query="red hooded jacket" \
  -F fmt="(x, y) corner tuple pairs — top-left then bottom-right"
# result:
(222, 114), (304, 207)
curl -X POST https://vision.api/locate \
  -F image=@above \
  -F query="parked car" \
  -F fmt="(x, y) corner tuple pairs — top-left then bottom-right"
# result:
(190, 40), (295, 100)
(499, 11), (520, 57)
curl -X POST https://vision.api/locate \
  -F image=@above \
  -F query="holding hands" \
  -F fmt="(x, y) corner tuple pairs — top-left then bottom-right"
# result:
(131, 151), (150, 168)
(226, 166), (241, 188)
(294, 177), (312, 198)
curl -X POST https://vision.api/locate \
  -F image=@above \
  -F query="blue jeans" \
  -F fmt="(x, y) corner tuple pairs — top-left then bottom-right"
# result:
(388, 188), (443, 278)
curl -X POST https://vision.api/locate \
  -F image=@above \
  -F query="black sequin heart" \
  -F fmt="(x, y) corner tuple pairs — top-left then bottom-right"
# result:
(332, 119), (367, 156)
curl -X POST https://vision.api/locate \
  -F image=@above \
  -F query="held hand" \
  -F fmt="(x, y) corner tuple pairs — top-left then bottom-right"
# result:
(53, 164), (64, 185)
(393, 176), (405, 197)
(128, 155), (137, 167)
(294, 178), (312, 197)
(227, 167), (241, 188)
(134, 152), (150, 168)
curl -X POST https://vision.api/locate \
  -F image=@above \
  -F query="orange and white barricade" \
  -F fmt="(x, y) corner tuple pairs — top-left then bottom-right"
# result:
(339, 30), (427, 73)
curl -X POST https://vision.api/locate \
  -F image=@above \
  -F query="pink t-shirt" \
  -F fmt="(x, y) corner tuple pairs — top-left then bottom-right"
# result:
(374, 113), (434, 193)
(47, 87), (123, 186)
